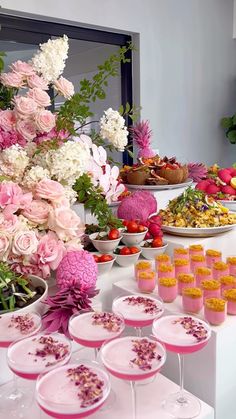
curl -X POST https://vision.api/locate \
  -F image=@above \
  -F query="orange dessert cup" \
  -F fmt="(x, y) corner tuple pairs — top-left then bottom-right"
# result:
(134, 261), (152, 281)
(158, 277), (177, 303)
(157, 263), (175, 281)
(201, 280), (221, 301)
(212, 262), (229, 281)
(206, 249), (222, 268)
(137, 270), (156, 293)
(174, 259), (191, 277)
(155, 254), (171, 271)
(190, 255), (206, 274)
(189, 244), (204, 257)
(220, 275), (236, 295)
(226, 257), (236, 277)
(173, 248), (189, 261)
(177, 273), (195, 295)
(195, 267), (212, 287)
(223, 289), (236, 315)
(182, 287), (203, 313)
(204, 298), (227, 325)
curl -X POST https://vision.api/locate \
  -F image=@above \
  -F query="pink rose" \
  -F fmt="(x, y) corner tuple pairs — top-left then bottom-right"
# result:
(0, 181), (32, 214)
(16, 119), (36, 141)
(0, 72), (25, 88)
(35, 110), (56, 133)
(65, 238), (83, 252)
(27, 74), (48, 90)
(53, 76), (75, 99)
(14, 96), (38, 117)
(48, 207), (84, 241)
(0, 212), (19, 234)
(0, 110), (16, 132)
(27, 88), (51, 108)
(12, 230), (38, 256)
(11, 60), (35, 77)
(32, 231), (65, 277)
(22, 200), (50, 224)
(0, 232), (11, 261)
(35, 179), (65, 203)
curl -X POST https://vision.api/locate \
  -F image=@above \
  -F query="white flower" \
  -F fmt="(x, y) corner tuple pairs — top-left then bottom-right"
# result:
(100, 108), (128, 151)
(31, 35), (69, 82)
(64, 186), (78, 204)
(0, 145), (29, 181)
(23, 166), (50, 189)
(50, 140), (90, 186)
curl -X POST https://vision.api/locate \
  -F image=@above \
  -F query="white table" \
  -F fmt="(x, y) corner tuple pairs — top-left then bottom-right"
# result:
(112, 275), (236, 419)
(0, 366), (213, 419)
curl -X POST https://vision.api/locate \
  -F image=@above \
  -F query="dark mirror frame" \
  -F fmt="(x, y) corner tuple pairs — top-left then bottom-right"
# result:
(0, 13), (133, 164)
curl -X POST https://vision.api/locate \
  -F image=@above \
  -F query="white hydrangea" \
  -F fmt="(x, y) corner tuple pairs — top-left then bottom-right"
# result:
(100, 108), (128, 151)
(31, 35), (69, 82)
(64, 186), (78, 204)
(22, 166), (50, 189)
(50, 140), (90, 186)
(0, 145), (29, 181)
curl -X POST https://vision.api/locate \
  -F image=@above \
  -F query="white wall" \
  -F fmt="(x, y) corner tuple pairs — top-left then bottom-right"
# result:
(1, 0), (236, 165)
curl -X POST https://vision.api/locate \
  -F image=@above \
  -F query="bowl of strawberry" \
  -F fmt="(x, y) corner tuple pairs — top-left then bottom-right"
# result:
(121, 220), (148, 246)
(89, 229), (122, 253)
(140, 237), (168, 260)
(93, 253), (116, 275)
(113, 246), (141, 267)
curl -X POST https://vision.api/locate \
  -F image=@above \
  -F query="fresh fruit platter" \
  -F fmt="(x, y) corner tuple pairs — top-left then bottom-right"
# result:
(159, 188), (236, 236)
(120, 155), (189, 186)
(196, 165), (236, 202)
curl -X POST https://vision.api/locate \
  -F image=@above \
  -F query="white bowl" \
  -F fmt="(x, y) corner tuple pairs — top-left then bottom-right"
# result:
(114, 248), (141, 267)
(94, 254), (116, 275)
(89, 232), (123, 253)
(218, 200), (236, 212)
(140, 241), (168, 260)
(15, 275), (48, 316)
(121, 228), (148, 246)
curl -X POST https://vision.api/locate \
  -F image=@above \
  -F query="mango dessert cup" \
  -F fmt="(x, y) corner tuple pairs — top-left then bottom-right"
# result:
(174, 259), (191, 277)
(195, 267), (212, 287)
(189, 244), (204, 257)
(223, 289), (236, 315)
(190, 255), (206, 274)
(177, 273), (195, 295)
(155, 254), (171, 271)
(220, 275), (236, 295)
(134, 261), (152, 280)
(137, 270), (156, 293)
(182, 287), (203, 313)
(158, 263), (175, 281)
(158, 277), (177, 303)
(201, 280), (221, 301)
(204, 298), (227, 325)
(212, 262), (229, 281)
(226, 257), (236, 277)
(173, 248), (189, 261)
(206, 249), (222, 268)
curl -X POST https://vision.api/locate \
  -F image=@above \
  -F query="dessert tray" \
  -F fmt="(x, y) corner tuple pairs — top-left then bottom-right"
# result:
(125, 179), (193, 191)
(162, 224), (236, 237)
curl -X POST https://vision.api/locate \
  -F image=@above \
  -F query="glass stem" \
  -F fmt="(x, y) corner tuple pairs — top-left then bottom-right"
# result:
(130, 381), (137, 419)
(94, 348), (98, 359)
(12, 373), (19, 395)
(136, 327), (142, 338)
(178, 353), (184, 394)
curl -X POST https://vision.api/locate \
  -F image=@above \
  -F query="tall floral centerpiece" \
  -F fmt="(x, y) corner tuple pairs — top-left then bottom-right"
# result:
(0, 35), (134, 280)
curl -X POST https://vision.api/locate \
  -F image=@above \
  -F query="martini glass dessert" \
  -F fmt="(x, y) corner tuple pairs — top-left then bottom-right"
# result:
(36, 361), (111, 418)
(0, 312), (42, 412)
(69, 311), (125, 359)
(100, 336), (166, 419)
(112, 294), (164, 337)
(152, 314), (211, 419)
(7, 333), (71, 380)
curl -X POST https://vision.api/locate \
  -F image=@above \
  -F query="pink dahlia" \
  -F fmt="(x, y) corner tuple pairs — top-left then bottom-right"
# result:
(117, 191), (157, 222)
(0, 128), (27, 150)
(56, 250), (98, 291)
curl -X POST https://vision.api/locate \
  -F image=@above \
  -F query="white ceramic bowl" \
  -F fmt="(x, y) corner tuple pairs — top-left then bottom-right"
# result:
(121, 228), (148, 246)
(15, 275), (48, 316)
(94, 254), (116, 275)
(89, 232), (123, 253)
(114, 248), (141, 267)
(140, 241), (168, 260)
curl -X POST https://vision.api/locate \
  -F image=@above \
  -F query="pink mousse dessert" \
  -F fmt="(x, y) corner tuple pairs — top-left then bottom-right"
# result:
(155, 254), (171, 271)
(158, 263), (175, 280)
(137, 270), (156, 293)
(7, 333), (71, 380)
(158, 278), (178, 303)
(223, 289), (236, 315)
(152, 315), (211, 354)
(36, 362), (110, 419)
(220, 276), (236, 295)
(69, 312), (125, 348)
(174, 259), (191, 277)
(190, 255), (206, 274)
(212, 262), (229, 281)
(100, 336), (166, 381)
(189, 244), (204, 257)
(201, 280), (221, 301)
(177, 274), (195, 295)
(182, 288), (203, 313)
(134, 261), (152, 281)
(195, 267), (212, 287)
(173, 248), (189, 261)
(226, 257), (236, 277)
(204, 298), (227, 325)
(0, 312), (41, 348)
(205, 249), (222, 268)
(112, 294), (164, 328)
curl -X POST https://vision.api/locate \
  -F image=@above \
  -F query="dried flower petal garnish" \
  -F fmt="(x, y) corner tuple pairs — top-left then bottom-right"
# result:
(173, 317), (208, 343)
(123, 296), (161, 315)
(28, 336), (70, 367)
(8, 314), (35, 334)
(130, 338), (161, 371)
(92, 312), (123, 332)
(67, 365), (104, 408)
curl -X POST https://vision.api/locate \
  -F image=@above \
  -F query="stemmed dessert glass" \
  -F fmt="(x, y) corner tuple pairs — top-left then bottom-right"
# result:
(152, 314), (211, 419)
(99, 335), (166, 419)
(0, 311), (42, 413)
(112, 294), (164, 338)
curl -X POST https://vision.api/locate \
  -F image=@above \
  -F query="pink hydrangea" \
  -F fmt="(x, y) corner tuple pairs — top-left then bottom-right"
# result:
(56, 250), (98, 291)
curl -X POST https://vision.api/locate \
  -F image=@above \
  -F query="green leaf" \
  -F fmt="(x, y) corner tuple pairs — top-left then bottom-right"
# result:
(118, 105), (124, 115)
(125, 102), (130, 113)
(227, 130), (236, 144)
(221, 117), (233, 129)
